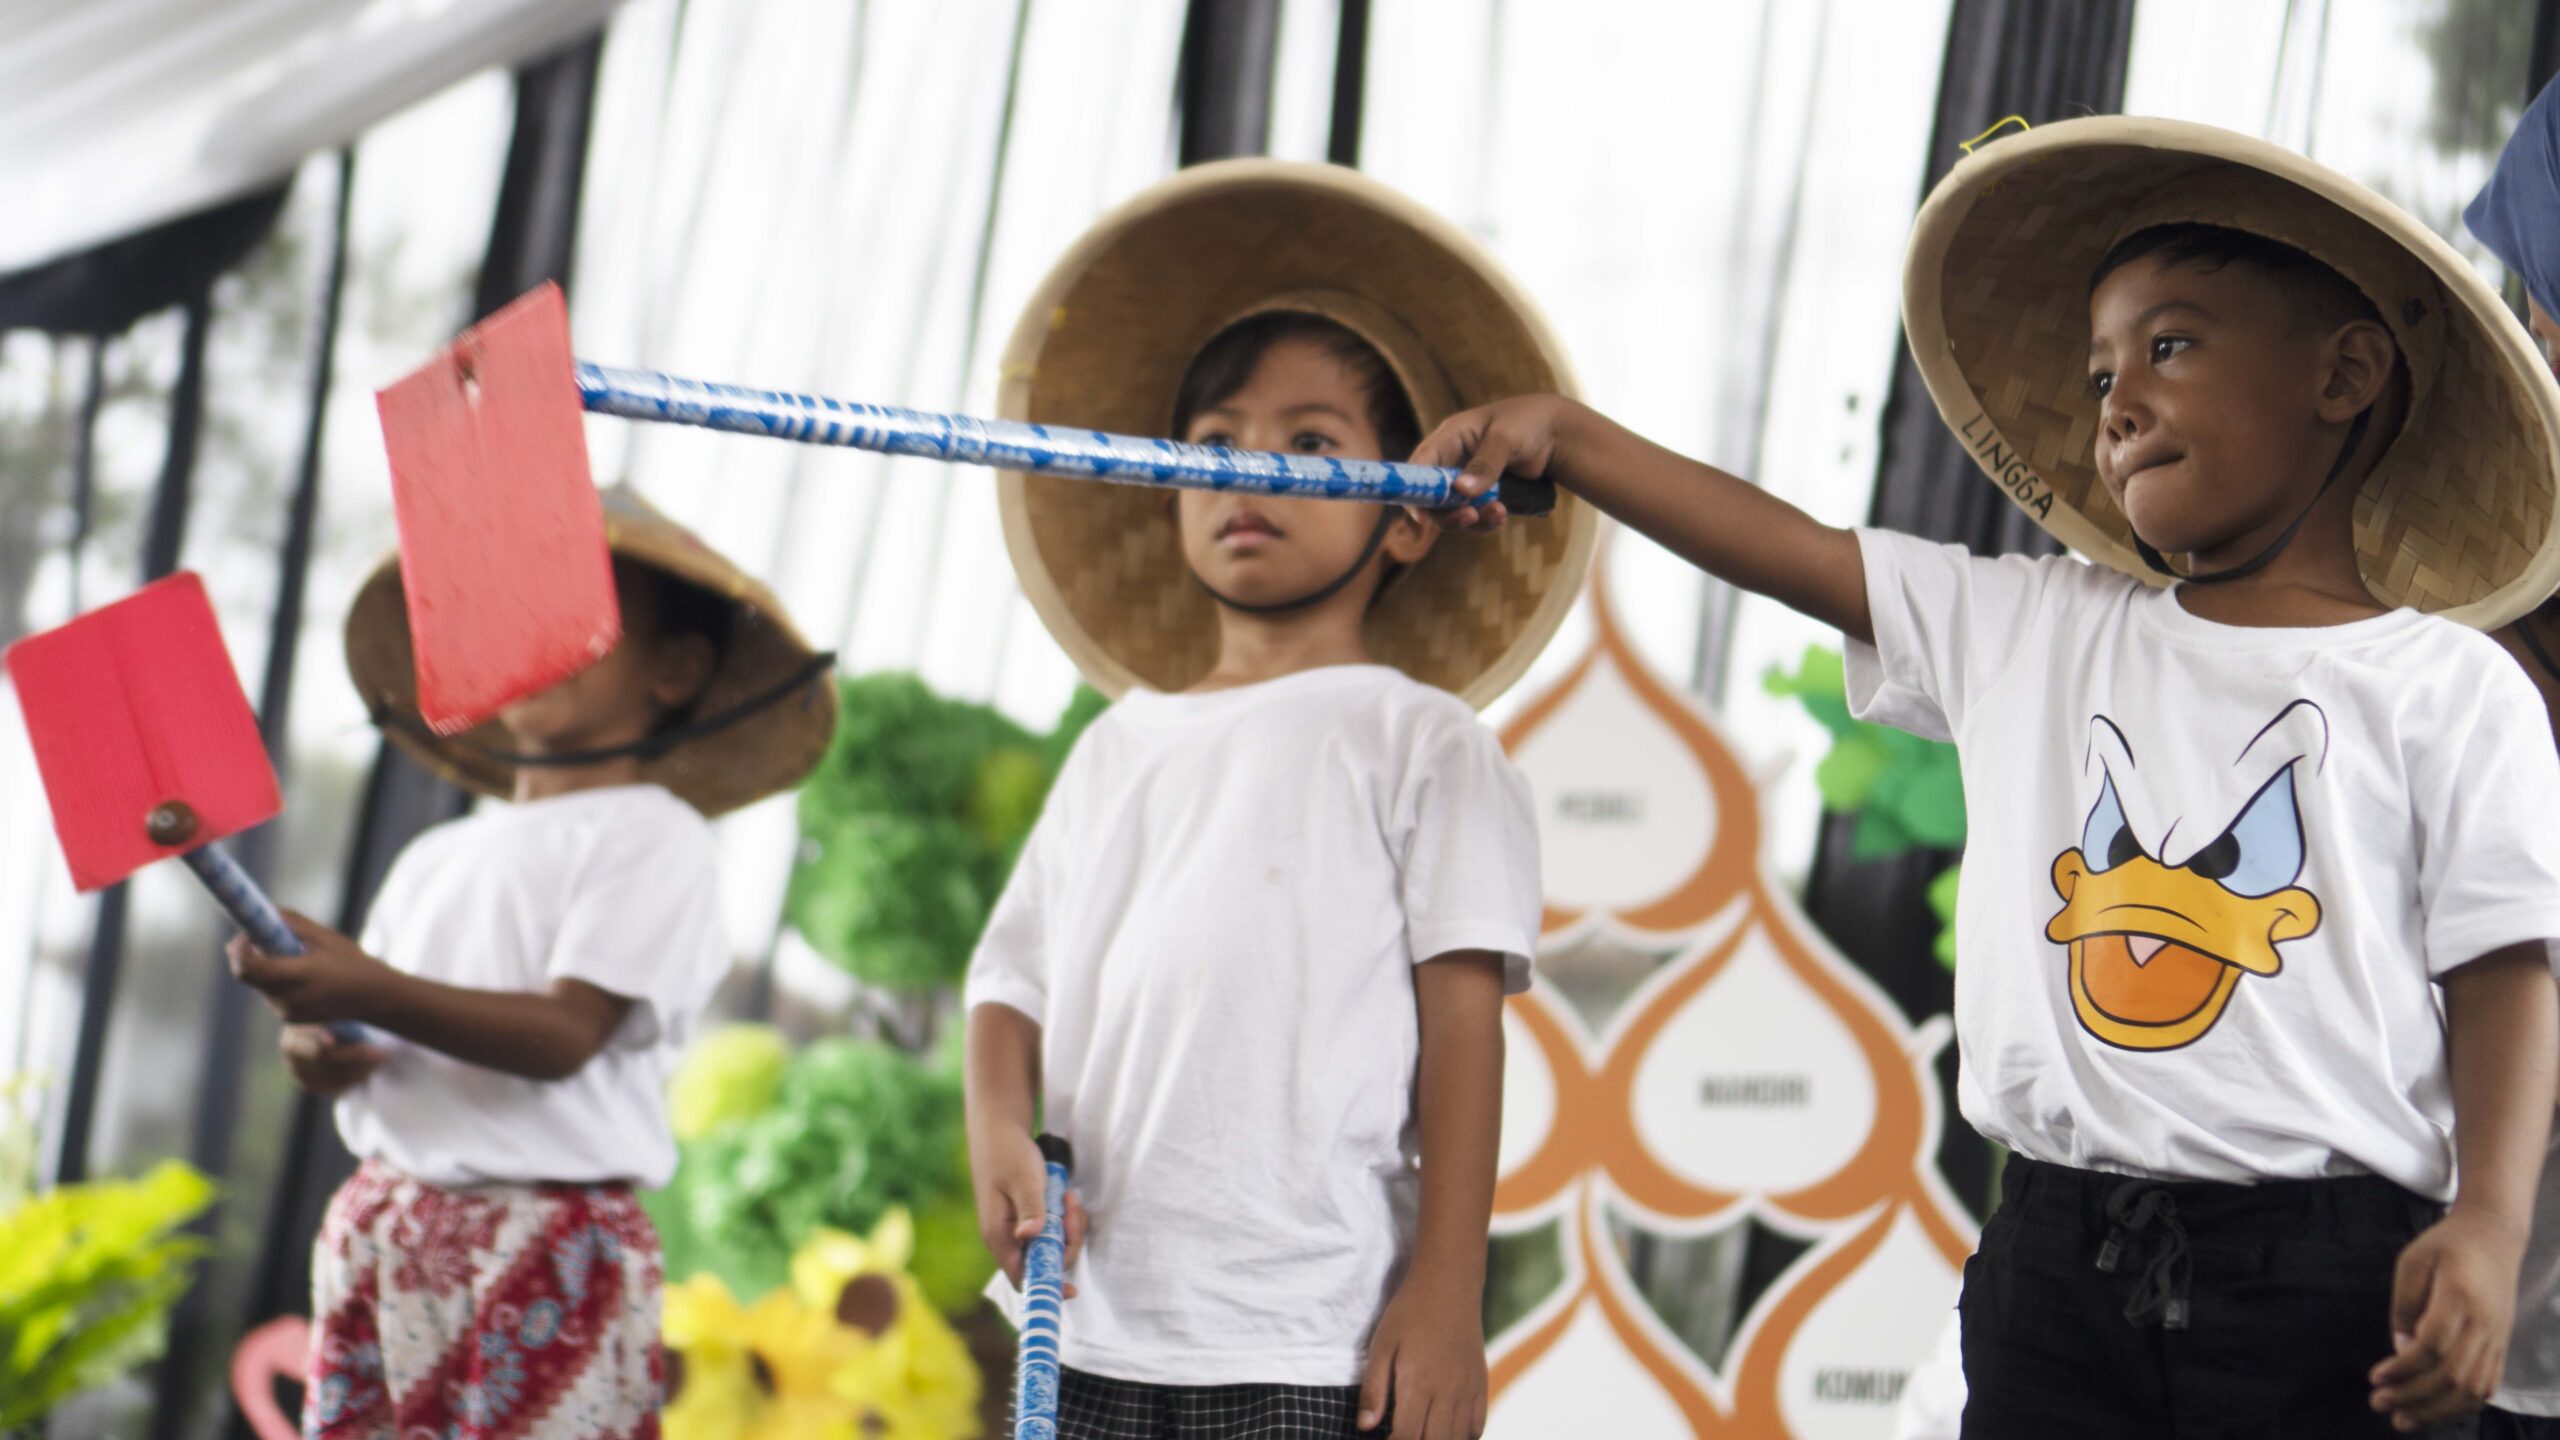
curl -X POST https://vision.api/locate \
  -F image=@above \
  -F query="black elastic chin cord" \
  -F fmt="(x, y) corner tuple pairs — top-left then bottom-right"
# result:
(2134, 409), (2373, 586)
(371, 651), (837, 768)
(1195, 508), (1400, 615)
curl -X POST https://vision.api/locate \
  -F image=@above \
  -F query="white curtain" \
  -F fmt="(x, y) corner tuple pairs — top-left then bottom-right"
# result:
(1361, 0), (1959, 875)
(568, 0), (1189, 990)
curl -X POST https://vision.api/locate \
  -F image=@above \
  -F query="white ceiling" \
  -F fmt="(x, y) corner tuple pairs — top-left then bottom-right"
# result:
(0, 0), (622, 274)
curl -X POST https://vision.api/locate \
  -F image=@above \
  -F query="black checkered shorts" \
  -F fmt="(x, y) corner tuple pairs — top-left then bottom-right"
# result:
(1048, 1365), (1389, 1439)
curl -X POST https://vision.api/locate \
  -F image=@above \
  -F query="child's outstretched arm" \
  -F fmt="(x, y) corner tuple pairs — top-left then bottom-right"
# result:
(2370, 941), (2559, 1430)
(965, 1001), (1086, 1295)
(1360, 951), (1507, 1440)
(228, 910), (631, 1081)
(1413, 396), (1874, 645)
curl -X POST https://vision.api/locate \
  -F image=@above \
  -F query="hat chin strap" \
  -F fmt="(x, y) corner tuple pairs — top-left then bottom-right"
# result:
(1194, 509), (1399, 615)
(2133, 409), (2372, 587)
(371, 651), (837, 769)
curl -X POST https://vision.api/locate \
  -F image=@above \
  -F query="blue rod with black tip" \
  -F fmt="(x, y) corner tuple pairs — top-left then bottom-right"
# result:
(1013, 1134), (1074, 1440)
(573, 363), (1555, 516)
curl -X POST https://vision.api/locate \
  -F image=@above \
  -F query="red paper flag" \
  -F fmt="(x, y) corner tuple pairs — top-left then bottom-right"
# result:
(5, 573), (281, 892)
(375, 281), (618, 734)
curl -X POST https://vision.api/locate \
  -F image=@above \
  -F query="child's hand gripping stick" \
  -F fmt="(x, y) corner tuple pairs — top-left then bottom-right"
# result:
(6, 574), (364, 1042)
(1013, 1133), (1074, 1440)
(375, 284), (1553, 735)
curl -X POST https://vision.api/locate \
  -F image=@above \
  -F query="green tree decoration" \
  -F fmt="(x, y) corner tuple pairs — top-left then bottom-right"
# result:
(786, 674), (1101, 993)
(655, 1034), (989, 1316)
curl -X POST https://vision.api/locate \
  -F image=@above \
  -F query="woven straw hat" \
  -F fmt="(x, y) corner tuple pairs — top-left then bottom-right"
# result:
(346, 487), (836, 816)
(1904, 116), (2560, 629)
(995, 159), (1598, 706)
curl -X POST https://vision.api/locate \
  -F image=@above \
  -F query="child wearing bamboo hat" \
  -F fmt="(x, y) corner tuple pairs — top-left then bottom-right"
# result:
(1421, 119), (2560, 1436)
(963, 161), (1595, 1439)
(227, 487), (835, 1438)
(2461, 72), (2560, 1440)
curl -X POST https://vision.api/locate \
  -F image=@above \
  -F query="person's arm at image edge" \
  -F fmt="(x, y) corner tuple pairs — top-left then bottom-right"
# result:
(2370, 941), (2557, 1429)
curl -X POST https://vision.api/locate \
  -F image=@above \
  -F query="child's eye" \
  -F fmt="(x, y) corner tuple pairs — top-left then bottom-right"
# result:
(2149, 335), (2192, 364)
(2088, 370), (2114, 400)
(1193, 430), (1235, 448)
(1290, 431), (1336, 454)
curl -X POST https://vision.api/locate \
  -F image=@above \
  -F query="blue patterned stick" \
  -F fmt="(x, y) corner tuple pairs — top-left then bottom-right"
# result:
(181, 845), (367, 1045)
(1014, 1133), (1074, 1440)
(574, 364), (1555, 516)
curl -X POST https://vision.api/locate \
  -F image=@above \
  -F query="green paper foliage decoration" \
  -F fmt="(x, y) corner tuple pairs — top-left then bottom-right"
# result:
(654, 1034), (993, 1316)
(668, 1023), (792, 1143)
(786, 673), (1102, 992)
(1765, 645), (1966, 971)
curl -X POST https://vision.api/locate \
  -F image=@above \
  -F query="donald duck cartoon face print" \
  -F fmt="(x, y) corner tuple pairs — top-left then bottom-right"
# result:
(2045, 701), (2328, 1051)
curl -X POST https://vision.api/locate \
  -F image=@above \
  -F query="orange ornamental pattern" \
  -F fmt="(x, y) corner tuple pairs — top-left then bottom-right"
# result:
(1489, 553), (1978, 1438)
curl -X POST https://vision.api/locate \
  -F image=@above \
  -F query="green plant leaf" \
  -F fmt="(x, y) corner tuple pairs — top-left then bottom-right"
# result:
(1928, 863), (1963, 971)
(1894, 760), (1969, 849)
(0, 1161), (211, 1426)
(1849, 808), (1913, 860)
(1811, 735), (1888, 812)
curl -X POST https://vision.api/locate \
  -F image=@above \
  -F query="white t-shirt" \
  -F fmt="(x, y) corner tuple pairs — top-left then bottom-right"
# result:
(1847, 529), (2560, 1200)
(2498, 1133), (2560, 1415)
(337, 783), (729, 1188)
(964, 664), (1541, 1386)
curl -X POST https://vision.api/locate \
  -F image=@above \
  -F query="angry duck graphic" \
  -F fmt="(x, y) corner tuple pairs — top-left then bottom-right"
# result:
(2047, 702), (2327, 1051)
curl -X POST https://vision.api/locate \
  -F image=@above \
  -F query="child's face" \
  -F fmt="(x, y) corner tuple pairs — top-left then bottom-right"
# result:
(496, 573), (714, 752)
(2086, 254), (2386, 557)
(1174, 335), (1435, 608)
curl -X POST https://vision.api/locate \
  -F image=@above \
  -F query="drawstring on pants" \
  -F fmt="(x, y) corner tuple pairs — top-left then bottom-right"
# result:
(2096, 1181), (2193, 1331)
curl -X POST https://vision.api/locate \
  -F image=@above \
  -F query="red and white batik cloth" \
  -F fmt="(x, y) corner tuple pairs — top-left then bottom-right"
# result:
(304, 1160), (665, 1439)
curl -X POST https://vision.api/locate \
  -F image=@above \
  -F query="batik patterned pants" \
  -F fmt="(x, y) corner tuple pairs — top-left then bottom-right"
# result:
(305, 1160), (664, 1439)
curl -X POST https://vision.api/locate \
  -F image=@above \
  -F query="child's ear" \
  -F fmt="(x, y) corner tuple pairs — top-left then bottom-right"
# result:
(2319, 318), (2399, 422)
(1380, 505), (1439, 566)
(652, 633), (717, 713)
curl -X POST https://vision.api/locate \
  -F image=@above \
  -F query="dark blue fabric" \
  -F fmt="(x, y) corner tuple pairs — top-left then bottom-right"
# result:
(2469, 75), (2560, 318)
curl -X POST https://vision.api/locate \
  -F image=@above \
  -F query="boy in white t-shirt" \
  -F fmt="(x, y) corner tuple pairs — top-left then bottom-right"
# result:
(1419, 120), (2560, 1436)
(2464, 73), (2560, 1440)
(225, 489), (835, 1439)
(965, 163), (1594, 1440)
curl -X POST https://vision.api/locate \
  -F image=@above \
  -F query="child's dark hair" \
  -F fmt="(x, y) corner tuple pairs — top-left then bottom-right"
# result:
(1169, 312), (1423, 460)
(2090, 223), (2381, 334)
(612, 557), (732, 720)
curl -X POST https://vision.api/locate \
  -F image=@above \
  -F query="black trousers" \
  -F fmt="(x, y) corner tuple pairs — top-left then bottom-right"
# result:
(1960, 1155), (2475, 1439)
(2483, 1410), (2560, 1439)
(1053, 1366), (1386, 1440)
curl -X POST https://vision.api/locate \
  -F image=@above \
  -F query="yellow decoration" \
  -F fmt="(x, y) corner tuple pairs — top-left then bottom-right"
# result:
(661, 1274), (866, 1440)
(662, 1211), (981, 1440)
(792, 1211), (983, 1439)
